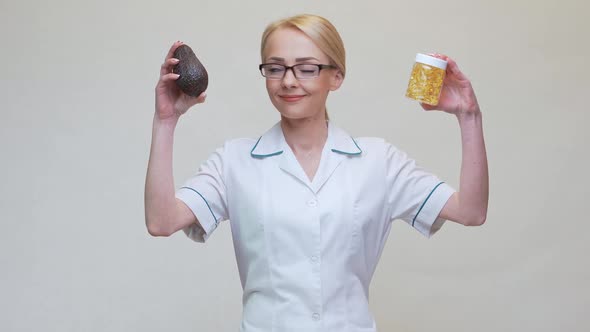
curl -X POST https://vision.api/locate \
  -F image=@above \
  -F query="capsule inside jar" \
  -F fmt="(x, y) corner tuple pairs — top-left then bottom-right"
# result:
(405, 53), (447, 106)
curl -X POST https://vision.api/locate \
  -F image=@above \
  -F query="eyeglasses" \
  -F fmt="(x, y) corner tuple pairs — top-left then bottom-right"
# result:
(259, 63), (336, 80)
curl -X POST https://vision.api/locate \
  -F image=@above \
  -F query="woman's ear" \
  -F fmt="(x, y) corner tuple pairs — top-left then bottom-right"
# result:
(329, 70), (344, 91)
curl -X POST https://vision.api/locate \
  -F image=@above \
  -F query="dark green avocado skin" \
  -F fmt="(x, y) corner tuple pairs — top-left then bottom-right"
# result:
(172, 45), (208, 97)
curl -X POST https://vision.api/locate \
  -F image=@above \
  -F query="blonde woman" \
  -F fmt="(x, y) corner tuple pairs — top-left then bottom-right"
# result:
(145, 14), (488, 332)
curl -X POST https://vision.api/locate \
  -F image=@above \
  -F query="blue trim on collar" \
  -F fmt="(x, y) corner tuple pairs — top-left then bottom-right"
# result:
(250, 136), (284, 159)
(331, 137), (362, 155)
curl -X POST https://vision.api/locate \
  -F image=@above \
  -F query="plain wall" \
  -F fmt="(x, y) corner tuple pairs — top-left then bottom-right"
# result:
(1, 0), (588, 331)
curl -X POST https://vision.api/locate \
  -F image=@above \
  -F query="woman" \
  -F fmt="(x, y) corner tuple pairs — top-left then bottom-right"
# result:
(145, 14), (488, 332)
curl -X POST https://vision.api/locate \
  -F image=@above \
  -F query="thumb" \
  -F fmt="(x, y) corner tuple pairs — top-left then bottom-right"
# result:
(183, 92), (206, 109)
(420, 102), (437, 111)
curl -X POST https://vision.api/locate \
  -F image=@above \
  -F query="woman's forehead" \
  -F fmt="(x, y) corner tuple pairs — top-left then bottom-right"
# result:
(263, 27), (327, 62)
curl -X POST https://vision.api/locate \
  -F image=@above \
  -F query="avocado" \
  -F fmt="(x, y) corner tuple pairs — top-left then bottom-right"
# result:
(172, 44), (208, 97)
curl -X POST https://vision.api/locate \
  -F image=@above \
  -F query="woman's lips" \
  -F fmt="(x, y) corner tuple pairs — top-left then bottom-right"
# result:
(280, 95), (305, 102)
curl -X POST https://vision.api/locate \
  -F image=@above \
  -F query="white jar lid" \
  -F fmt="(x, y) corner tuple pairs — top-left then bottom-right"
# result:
(415, 53), (447, 70)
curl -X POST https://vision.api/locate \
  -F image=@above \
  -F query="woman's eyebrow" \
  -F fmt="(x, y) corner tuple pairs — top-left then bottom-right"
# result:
(266, 56), (320, 62)
(295, 57), (320, 62)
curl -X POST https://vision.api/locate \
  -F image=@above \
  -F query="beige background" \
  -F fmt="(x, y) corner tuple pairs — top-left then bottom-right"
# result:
(1, 0), (588, 331)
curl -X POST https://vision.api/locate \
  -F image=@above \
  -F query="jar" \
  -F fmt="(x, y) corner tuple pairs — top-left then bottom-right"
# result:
(405, 53), (447, 106)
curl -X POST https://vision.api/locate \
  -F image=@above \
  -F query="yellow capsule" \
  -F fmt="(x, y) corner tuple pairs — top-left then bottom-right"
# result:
(405, 53), (447, 106)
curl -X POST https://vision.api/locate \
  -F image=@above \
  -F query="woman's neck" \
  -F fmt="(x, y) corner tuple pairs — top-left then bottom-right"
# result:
(280, 113), (328, 155)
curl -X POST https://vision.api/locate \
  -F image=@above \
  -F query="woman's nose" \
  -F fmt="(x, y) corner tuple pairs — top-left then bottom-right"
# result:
(281, 67), (299, 88)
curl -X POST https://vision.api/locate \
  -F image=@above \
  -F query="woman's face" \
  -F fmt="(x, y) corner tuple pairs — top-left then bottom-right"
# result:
(262, 27), (343, 121)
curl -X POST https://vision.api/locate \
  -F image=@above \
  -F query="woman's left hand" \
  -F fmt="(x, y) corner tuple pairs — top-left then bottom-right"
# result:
(420, 54), (480, 115)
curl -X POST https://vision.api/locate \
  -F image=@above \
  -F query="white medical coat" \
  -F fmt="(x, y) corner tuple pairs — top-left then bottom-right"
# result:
(176, 121), (455, 332)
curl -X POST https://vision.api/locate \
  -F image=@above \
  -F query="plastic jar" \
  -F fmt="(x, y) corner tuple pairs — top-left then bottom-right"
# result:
(405, 53), (447, 106)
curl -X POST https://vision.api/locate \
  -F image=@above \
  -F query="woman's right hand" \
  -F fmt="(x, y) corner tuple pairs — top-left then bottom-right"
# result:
(155, 41), (206, 121)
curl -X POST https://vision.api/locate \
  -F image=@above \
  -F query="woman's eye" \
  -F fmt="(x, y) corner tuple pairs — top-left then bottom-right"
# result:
(267, 66), (284, 73)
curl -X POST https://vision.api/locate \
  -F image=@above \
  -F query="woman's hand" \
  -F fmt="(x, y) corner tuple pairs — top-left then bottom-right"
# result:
(420, 54), (480, 116)
(155, 41), (206, 121)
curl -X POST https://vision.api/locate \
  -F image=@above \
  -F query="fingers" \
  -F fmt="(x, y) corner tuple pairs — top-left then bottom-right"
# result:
(160, 57), (180, 76)
(428, 52), (449, 61)
(429, 52), (469, 81)
(160, 41), (183, 76)
(159, 72), (180, 83)
(165, 41), (183, 61)
(445, 58), (467, 80)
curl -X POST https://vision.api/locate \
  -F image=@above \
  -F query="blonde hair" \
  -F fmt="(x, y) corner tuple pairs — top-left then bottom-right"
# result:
(260, 14), (346, 120)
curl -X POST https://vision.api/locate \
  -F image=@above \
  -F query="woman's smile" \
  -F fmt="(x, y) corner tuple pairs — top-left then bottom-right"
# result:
(279, 94), (306, 102)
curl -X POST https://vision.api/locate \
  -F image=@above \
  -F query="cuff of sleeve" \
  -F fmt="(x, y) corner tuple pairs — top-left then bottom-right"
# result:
(412, 182), (455, 238)
(175, 187), (219, 243)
